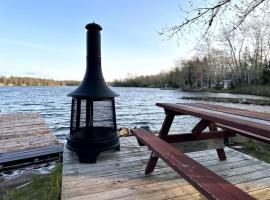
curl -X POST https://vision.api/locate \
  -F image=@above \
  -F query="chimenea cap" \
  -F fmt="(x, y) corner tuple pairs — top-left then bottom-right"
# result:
(85, 22), (102, 30)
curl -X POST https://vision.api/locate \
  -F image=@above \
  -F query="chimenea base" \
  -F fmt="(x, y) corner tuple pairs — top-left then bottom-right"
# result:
(66, 127), (120, 163)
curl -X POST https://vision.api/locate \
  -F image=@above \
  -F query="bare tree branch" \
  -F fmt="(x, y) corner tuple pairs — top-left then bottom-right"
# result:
(161, 0), (268, 39)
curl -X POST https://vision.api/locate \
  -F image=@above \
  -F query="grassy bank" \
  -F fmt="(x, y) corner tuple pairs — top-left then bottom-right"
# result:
(230, 136), (270, 163)
(0, 162), (62, 200)
(182, 96), (270, 106)
(208, 85), (270, 97)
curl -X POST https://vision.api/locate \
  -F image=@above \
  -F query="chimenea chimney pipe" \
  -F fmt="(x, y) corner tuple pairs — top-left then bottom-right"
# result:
(68, 23), (118, 98)
(85, 23), (103, 81)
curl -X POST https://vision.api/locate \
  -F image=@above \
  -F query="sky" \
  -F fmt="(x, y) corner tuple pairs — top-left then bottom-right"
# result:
(0, 0), (195, 81)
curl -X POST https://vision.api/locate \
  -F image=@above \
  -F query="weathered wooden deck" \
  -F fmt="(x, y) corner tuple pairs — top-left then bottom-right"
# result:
(0, 112), (63, 200)
(0, 112), (61, 163)
(62, 136), (270, 200)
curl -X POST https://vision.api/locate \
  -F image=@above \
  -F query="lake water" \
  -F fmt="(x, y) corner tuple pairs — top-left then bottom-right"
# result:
(1, 86), (270, 141)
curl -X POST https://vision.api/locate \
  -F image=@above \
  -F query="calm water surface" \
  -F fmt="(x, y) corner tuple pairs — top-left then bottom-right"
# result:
(1, 86), (270, 141)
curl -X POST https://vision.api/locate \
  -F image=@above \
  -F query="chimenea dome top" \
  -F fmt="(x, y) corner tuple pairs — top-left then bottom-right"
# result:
(85, 22), (102, 30)
(68, 22), (118, 98)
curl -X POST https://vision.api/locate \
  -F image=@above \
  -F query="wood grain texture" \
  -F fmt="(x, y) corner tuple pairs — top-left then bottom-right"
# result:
(132, 129), (255, 200)
(0, 112), (61, 158)
(62, 136), (270, 200)
(185, 103), (270, 122)
(156, 103), (270, 139)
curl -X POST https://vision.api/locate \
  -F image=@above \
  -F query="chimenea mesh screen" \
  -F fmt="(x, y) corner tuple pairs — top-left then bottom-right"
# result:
(70, 98), (115, 134)
(79, 100), (87, 128)
(93, 100), (114, 128)
(71, 99), (77, 132)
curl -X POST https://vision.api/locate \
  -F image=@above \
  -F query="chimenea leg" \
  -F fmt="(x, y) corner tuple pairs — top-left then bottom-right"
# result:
(78, 152), (100, 163)
(114, 144), (121, 151)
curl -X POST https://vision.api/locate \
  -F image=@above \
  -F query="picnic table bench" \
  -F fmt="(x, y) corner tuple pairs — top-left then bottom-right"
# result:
(131, 103), (270, 200)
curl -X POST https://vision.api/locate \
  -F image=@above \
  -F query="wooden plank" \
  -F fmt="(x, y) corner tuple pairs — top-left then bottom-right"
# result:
(63, 165), (269, 200)
(0, 120), (45, 129)
(171, 139), (224, 153)
(63, 178), (196, 200)
(192, 119), (210, 136)
(0, 113), (60, 156)
(62, 151), (256, 183)
(0, 144), (63, 163)
(62, 167), (175, 189)
(62, 171), (182, 198)
(62, 137), (270, 200)
(0, 112), (40, 120)
(62, 160), (270, 200)
(237, 177), (270, 193)
(63, 156), (151, 176)
(144, 111), (175, 173)
(0, 124), (49, 134)
(64, 152), (243, 184)
(63, 140), (260, 170)
(63, 148), (148, 163)
(62, 155), (265, 191)
(0, 134), (59, 153)
(132, 129), (255, 200)
(159, 131), (235, 143)
(115, 188), (201, 200)
(156, 103), (270, 139)
(96, 182), (199, 200)
(186, 103), (270, 122)
(63, 146), (249, 176)
(159, 111), (175, 136)
(138, 130), (233, 147)
(217, 123), (270, 144)
(0, 116), (45, 128)
(169, 193), (206, 200)
(227, 168), (270, 184)
(0, 130), (51, 140)
(249, 188), (270, 200)
(187, 147), (235, 158)
(0, 125), (50, 133)
(208, 122), (227, 161)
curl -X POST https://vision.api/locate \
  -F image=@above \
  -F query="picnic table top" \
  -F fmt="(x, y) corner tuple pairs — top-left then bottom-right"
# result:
(156, 103), (270, 140)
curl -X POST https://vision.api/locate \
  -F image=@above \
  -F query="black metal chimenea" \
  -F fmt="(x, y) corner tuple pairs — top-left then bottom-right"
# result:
(66, 23), (120, 163)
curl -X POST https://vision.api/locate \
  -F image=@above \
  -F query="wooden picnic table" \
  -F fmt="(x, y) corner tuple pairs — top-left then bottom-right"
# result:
(132, 103), (270, 200)
(156, 103), (270, 144)
(152, 102), (270, 168)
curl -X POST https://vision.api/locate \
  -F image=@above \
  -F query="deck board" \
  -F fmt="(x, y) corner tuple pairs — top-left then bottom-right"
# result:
(62, 136), (270, 200)
(0, 112), (62, 162)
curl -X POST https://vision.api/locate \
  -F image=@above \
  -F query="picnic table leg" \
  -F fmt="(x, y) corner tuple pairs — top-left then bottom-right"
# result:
(145, 152), (159, 174)
(216, 148), (226, 160)
(209, 122), (227, 161)
(145, 111), (175, 174)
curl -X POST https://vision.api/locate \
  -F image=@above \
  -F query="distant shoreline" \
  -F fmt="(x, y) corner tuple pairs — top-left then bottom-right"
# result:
(0, 76), (80, 86)
(1, 76), (270, 98)
(182, 96), (270, 106)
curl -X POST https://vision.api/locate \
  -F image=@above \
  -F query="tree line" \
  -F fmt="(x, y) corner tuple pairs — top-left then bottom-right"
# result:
(0, 76), (80, 86)
(112, 9), (270, 90)
(111, 56), (270, 89)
